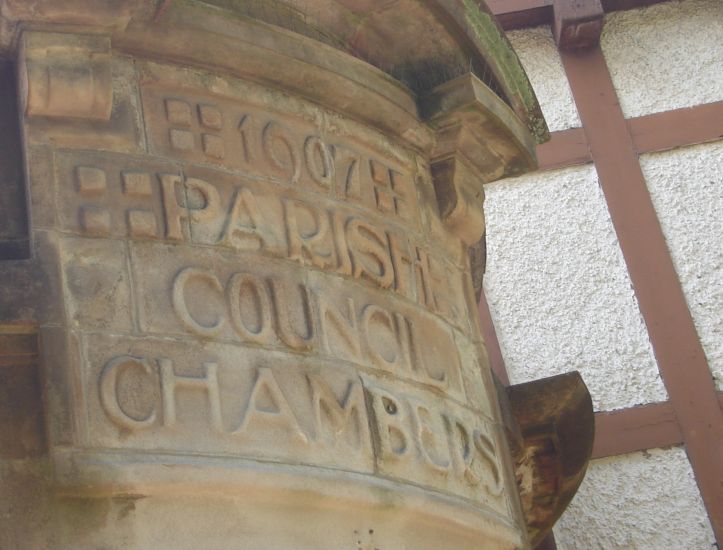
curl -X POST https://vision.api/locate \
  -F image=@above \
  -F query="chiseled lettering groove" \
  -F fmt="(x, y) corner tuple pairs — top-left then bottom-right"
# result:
(367, 386), (505, 500)
(155, 93), (418, 226)
(159, 358), (223, 431)
(98, 354), (504, 504)
(99, 356), (157, 430)
(232, 367), (308, 443)
(69, 161), (465, 325)
(308, 374), (369, 449)
(99, 357), (368, 451)
(171, 267), (463, 396)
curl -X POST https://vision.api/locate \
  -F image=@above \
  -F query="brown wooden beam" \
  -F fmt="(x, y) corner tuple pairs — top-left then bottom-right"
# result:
(533, 101), (723, 173)
(478, 291), (510, 385)
(592, 401), (681, 459)
(536, 127), (591, 170)
(629, 100), (723, 155)
(488, 0), (553, 30)
(561, 46), (723, 543)
(491, 0), (673, 30)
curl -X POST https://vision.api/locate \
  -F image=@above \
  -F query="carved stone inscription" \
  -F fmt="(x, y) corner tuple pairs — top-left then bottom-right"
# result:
(86, 335), (374, 473)
(51, 82), (505, 513)
(130, 243), (472, 403)
(55, 153), (469, 331)
(141, 86), (420, 230)
(84, 335), (507, 512)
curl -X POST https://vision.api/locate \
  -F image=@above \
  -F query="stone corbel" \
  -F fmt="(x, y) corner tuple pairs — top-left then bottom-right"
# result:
(18, 31), (112, 120)
(422, 73), (537, 246)
(430, 154), (486, 246)
(501, 372), (594, 547)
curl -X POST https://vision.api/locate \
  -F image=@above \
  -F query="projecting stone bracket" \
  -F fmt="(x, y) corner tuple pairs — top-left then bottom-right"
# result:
(430, 155), (486, 246)
(497, 371), (595, 547)
(422, 73), (537, 183)
(18, 31), (112, 120)
(422, 73), (537, 265)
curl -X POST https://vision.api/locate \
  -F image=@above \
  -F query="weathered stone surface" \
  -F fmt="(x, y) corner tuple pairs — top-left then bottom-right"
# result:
(82, 334), (376, 473)
(19, 32), (112, 120)
(23, 55), (145, 153)
(0, 334), (44, 458)
(364, 376), (510, 513)
(60, 237), (134, 331)
(0, 1), (559, 548)
(431, 155), (487, 245)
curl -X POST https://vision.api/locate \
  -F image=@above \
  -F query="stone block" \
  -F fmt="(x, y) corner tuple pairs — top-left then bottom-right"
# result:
(38, 326), (83, 446)
(453, 329), (495, 417)
(59, 236), (133, 331)
(121, 171), (153, 197)
(24, 146), (56, 230)
(0, 231), (65, 327)
(75, 166), (108, 196)
(165, 99), (192, 126)
(431, 155), (486, 246)
(0, 354), (45, 458)
(55, 151), (176, 240)
(422, 73), (537, 182)
(78, 206), (111, 236)
(363, 376), (511, 516)
(129, 241), (471, 405)
(140, 80), (421, 229)
(22, 56), (145, 154)
(19, 31), (112, 120)
(81, 333), (375, 473)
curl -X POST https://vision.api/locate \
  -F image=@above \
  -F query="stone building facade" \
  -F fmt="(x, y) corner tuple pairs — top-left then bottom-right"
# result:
(0, 1), (596, 548)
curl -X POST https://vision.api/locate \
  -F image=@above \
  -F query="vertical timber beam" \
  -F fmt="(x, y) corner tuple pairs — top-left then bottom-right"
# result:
(561, 46), (723, 543)
(478, 291), (510, 386)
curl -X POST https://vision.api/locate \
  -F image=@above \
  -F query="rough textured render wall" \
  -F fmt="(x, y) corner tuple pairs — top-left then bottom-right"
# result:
(506, 26), (581, 132)
(483, 164), (667, 411)
(601, 0), (723, 119)
(554, 447), (715, 548)
(641, 142), (723, 390)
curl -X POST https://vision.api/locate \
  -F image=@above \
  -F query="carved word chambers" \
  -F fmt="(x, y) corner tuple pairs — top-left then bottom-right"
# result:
(60, 159), (468, 328)
(97, 352), (506, 510)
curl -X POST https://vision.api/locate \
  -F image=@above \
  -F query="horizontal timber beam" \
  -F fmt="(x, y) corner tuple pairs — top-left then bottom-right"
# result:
(491, 0), (674, 30)
(592, 401), (681, 458)
(525, 101), (723, 174)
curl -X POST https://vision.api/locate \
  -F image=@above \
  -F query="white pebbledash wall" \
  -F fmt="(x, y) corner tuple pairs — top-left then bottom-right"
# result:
(484, 164), (667, 411)
(487, 0), (722, 546)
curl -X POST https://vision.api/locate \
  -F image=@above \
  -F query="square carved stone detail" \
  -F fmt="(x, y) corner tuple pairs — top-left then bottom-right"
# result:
(202, 133), (225, 158)
(20, 31), (112, 120)
(165, 99), (192, 126)
(198, 104), (223, 129)
(75, 166), (107, 196)
(122, 172), (153, 197)
(79, 206), (111, 235)
(169, 128), (194, 151)
(127, 209), (158, 238)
